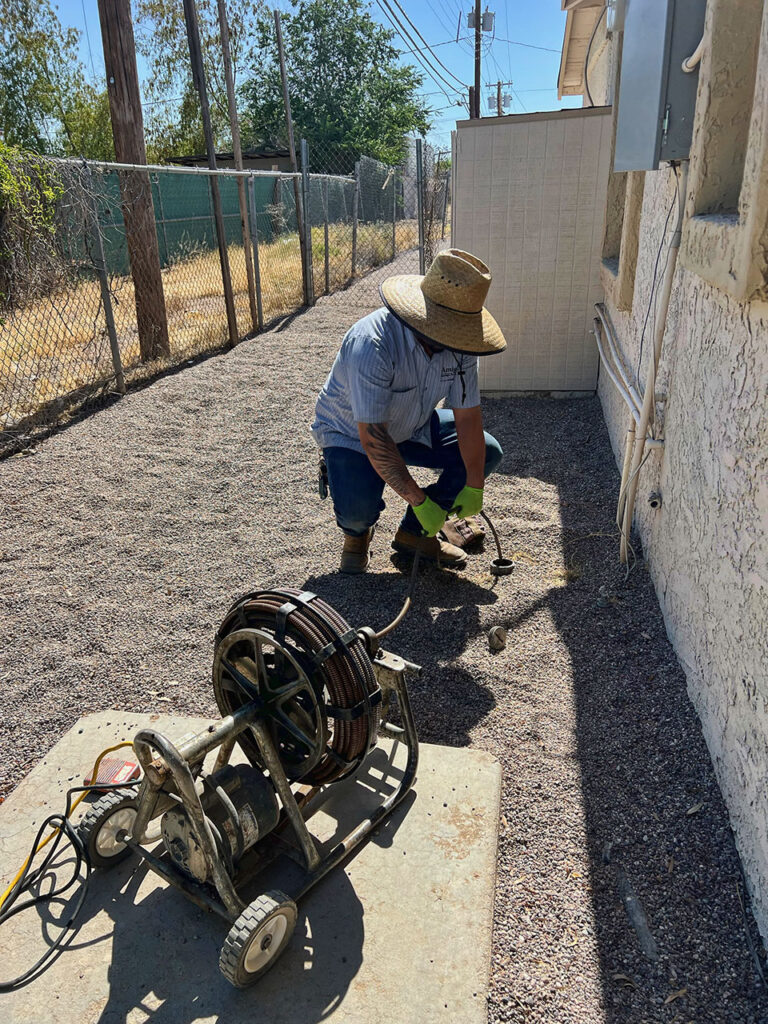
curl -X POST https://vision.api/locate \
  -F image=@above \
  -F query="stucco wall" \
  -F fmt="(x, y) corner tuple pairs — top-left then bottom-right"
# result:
(592, 27), (768, 942)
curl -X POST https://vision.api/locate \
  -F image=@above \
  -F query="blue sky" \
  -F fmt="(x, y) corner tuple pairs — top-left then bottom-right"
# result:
(56, 0), (578, 148)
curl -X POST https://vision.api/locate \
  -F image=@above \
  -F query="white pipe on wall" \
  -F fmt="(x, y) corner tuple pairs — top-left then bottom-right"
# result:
(682, 37), (704, 73)
(593, 318), (642, 422)
(593, 312), (663, 442)
(593, 313), (663, 533)
(594, 303), (643, 412)
(617, 425), (635, 529)
(619, 161), (688, 563)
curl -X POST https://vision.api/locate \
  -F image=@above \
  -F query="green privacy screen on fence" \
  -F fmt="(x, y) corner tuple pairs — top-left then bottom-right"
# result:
(96, 172), (300, 273)
(97, 156), (395, 275)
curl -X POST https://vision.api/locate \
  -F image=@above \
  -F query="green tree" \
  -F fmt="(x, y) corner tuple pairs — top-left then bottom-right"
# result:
(241, 0), (431, 171)
(56, 85), (115, 161)
(137, 0), (267, 158)
(0, 0), (85, 152)
(0, 0), (114, 159)
(143, 90), (206, 164)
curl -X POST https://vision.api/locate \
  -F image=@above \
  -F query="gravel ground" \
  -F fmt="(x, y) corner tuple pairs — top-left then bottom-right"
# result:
(1, 262), (767, 1022)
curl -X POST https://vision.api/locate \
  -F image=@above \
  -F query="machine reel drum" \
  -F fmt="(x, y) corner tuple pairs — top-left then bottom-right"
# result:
(213, 588), (383, 785)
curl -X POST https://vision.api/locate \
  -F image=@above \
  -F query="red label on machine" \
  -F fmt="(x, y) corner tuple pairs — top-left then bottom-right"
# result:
(84, 757), (141, 790)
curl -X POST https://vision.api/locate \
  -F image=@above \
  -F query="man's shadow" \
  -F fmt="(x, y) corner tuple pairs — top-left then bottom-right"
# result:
(304, 559), (499, 747)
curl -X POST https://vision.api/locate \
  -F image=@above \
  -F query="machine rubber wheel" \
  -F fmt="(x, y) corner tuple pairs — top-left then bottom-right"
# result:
(78, 788), (138, 868)
(219, 890), (298, 988)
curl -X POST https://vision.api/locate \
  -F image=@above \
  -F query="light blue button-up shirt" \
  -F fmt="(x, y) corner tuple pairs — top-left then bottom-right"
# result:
(311, 308), (480, 453)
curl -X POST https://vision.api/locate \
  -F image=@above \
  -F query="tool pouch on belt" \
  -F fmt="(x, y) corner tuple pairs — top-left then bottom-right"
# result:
(317, 453), (329, 499)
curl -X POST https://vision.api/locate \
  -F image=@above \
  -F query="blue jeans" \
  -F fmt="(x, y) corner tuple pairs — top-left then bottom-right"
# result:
(323, 409), (504, 537)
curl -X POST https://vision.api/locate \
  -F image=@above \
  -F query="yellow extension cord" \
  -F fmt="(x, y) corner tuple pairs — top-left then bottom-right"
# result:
(0, 741), (137, 912)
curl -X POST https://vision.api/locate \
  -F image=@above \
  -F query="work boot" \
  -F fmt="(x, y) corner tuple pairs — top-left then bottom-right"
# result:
(340, 528), (374, 574)
(391, 528), (467, 568)
(439, 515), (486, 550)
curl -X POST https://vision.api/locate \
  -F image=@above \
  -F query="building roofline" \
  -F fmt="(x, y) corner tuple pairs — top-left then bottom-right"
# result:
(557, 1), (605, 100)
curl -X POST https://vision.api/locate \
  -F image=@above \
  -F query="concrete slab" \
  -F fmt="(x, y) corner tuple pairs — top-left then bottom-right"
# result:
(0, 711), (501, 1024)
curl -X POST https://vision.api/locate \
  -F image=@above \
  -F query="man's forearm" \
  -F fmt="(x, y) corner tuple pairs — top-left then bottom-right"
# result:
(358, 423), (425, 505)
(454, 407), (486, 488)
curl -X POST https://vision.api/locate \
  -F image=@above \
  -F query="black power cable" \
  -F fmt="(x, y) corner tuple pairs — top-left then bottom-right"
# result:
(0, 780), (141, 992)
(387, 0), (468, 88)
(584, 6), (608, 108)
(375, 0), (467, 108)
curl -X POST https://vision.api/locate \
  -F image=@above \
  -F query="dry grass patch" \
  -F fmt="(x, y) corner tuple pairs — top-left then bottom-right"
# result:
(0, 220), (417, 428)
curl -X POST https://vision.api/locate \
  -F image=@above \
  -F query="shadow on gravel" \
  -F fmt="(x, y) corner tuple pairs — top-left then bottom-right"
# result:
(481, 396), (767, 1023)
(304, 565), (499, 748)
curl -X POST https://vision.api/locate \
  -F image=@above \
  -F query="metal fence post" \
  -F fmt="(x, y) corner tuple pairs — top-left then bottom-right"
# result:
(416, 138), (425, 275)
(247, 174), (264, 330)
(86, 165), (125, 394)
(300, 138), (315, 306)
(322, 177), (330, 295)
(392, 167), (397, 261)
(154, 175), (170, 265)
(351, 160), (360, 279)
(441, 171), (449, 239)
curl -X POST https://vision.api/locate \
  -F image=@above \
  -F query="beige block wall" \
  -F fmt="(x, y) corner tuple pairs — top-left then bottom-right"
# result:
(452, 108), (612, 392)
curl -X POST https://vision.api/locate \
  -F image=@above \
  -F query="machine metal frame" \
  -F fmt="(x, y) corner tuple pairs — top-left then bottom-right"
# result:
(122, 647), (420, 925)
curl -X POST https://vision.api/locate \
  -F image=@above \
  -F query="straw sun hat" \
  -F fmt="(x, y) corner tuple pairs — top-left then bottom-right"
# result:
(380, 248), (506, 356)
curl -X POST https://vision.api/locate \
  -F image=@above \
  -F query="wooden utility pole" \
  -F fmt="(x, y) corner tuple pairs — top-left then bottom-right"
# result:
(182, 0), (239, 348)
(474, 0), (481, 118)
(274, 9), (310, 307)
(217, 0), (258, 333)
(97, 0), (169, 361)
(486, 79), (513, 116)
(468, 85), (475, 120)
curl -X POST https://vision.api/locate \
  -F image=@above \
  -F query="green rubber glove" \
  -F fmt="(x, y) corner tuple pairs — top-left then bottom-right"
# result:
(451, 485), (484, 518)
(413, 495), (447, 537)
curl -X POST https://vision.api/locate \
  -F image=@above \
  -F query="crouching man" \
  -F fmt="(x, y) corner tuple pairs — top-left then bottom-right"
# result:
(311, 249), (507, 574)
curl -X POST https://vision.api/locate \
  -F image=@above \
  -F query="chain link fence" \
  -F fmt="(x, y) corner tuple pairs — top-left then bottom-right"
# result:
(303, 140), (450, 299)
(0, 141), (450, 455)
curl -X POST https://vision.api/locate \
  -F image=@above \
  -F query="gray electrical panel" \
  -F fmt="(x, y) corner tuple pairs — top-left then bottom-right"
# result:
(614, 0), (707, 171)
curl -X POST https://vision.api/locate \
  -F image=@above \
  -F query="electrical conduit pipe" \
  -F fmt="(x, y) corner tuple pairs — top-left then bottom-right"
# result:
(682, 37), (704, 73)
(593, 309), (642, 422)
(619, 161), (688, 563)
(592, 306), (663, 532)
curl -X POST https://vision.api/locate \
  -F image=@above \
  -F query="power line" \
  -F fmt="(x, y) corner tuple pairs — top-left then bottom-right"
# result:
(511, 88), (527, 113)
(429, 103), (466, 114)
(397, 34), (560, 56)
(376, 0), (468, 108)
(495, 35), (561, 54)
(381, 0), (468, 88)
(426, 0), (474, 58)
(81, 0), (97, 80)
(504, 0), (513, 80)
(387, 0), (467, 87)
(424, 0), (458, 41)
(378, 0), (459, 95)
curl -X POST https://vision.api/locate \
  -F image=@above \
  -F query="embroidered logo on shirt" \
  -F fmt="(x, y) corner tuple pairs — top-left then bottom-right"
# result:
(440, 366), (458, 381)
